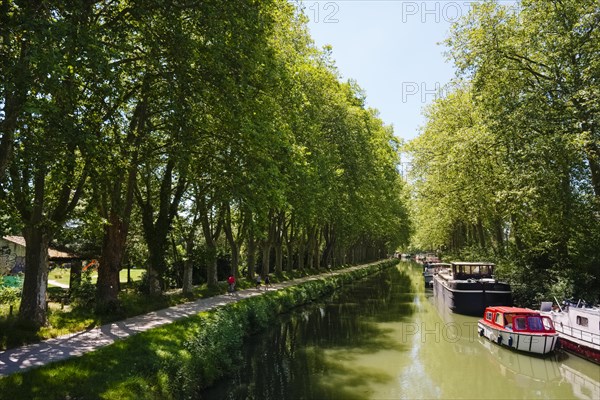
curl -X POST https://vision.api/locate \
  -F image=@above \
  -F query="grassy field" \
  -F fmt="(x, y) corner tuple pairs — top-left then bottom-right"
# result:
(48, 268), (146, 287)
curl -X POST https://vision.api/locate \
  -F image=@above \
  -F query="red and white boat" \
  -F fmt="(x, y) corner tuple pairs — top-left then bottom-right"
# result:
(478, 306), (559, 355)
(540, 300), (600, 364)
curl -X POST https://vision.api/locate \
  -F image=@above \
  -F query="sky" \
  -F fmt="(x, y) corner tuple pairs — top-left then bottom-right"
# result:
(304, 0), (470, 143)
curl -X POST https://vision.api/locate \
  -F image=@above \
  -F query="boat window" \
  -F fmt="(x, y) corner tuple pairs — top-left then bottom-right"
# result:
(505, 315), (514, 326)
(486, 311), (493, 321)
(576, 316), (588, 327)
(527, 317), (544, 331)
(514, 317), (526, 330)
(494, 313), (503, 325)
(542, 317), (554, 331)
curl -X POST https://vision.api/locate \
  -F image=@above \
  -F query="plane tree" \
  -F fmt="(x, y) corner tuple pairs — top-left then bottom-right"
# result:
(0, 1), (118, 325)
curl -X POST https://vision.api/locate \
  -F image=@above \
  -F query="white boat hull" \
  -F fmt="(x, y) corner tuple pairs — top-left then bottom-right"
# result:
(540, 305), (600, 363)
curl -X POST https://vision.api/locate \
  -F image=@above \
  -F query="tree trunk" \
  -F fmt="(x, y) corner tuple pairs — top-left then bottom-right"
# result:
(321, 223), (335, 268)
(339, 246), (347, 265)
(285, 241), (294, 272)
(146, 238), (167, 294)
(179, 210), (200, 295)
(182, 234), (194, 295)
(306, 234), (314, 270)
(19, 229), (51, 327)
(230, 241), (240, 277)
(261, 242), (270, 278)
(312, 227), (321, 270)
(272, 211), (285, 276)
(477, 218), (485, 248)
(226, 222), (239, 281)
(321, 242), (334, 268)
(306, 226), (319, 269)
(182, 259), (194, 295)
(18, 165), (53, 327)
(136, 158), (186, 294)
(206, 243), (218, 287)
(141, 204), (172, 293)
(96, 212), (127, 311)
(223, 204), (241, 278)
(246, 229), (256, 280)
(274, 244), (283, 276)
(69, 261), (82, 291)
(198, 196), (221, 288)
(283, 215), (295, 273)
(297, 235), (305, 272)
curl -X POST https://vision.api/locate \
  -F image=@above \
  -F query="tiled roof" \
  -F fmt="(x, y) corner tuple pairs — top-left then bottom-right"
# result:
(2, 235), (78, 259)
(2, 235), (26, 247)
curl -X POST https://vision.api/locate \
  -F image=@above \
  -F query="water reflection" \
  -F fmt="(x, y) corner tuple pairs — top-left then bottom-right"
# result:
(202, 267), (414, 399)
(202, 262), (600, 399)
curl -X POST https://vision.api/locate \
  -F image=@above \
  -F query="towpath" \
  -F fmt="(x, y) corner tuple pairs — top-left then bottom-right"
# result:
(0, 265), (367, 377)
(47, 279), (69, 289)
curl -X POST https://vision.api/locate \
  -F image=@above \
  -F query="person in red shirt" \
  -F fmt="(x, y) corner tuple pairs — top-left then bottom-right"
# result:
(227, 275), (236, 294)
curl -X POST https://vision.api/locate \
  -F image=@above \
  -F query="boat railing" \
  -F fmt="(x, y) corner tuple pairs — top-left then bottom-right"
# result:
(556, 324), (600, 345)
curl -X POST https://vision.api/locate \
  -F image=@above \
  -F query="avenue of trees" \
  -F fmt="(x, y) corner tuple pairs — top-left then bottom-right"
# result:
(408, 0), (599, 304)
(0, 0), (411, 326)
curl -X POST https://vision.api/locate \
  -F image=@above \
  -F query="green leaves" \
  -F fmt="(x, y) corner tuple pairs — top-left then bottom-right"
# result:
(0, 0), (411, 319)
(411, 0), (599, 302)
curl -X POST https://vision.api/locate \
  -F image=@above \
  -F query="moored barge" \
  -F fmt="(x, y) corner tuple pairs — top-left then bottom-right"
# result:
(433, 261), (512, 316)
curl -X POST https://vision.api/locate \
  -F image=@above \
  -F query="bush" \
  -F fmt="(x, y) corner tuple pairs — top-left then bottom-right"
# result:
(0, 286), (21, 306)
(70, 271), (96, 308)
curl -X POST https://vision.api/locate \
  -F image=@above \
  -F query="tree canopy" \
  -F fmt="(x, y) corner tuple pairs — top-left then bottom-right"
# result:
(408, 0), (599, 305)
(0, 0), (411, 325)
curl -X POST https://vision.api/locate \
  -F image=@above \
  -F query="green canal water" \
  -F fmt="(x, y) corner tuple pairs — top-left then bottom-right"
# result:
(202, 262), (600, 399)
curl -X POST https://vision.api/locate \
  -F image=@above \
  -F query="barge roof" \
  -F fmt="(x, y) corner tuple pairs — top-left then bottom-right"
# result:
(451, 261), (495, 266)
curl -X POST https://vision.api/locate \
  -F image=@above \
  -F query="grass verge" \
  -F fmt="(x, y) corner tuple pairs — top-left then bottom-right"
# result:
(47, 268), (146, 287)
(0, 282), (224, 350)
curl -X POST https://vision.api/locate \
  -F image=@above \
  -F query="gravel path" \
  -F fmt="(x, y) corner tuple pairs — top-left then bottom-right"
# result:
(47, 279), (69, 289)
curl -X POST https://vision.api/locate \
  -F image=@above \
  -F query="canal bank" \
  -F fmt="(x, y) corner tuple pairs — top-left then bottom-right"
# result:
(0, 260), (397, 399)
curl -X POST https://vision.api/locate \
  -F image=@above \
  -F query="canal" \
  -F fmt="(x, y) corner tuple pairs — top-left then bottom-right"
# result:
(202, 262), (600, 399)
